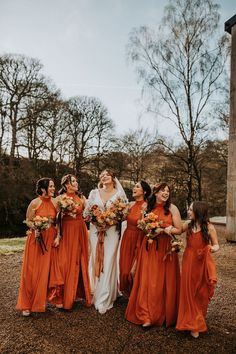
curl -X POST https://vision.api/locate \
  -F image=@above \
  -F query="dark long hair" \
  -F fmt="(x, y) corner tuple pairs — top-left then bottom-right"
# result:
(58, 174), (77, 195)
(140, 180), (151, 201)
(147, 182), (171, 215)
(36, 177), (53, 196)
(188, 201), (210, 244)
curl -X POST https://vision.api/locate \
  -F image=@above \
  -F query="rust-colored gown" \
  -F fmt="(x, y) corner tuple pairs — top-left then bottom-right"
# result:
(16, 196), (57, 312)
(48, 193), (91, 309)
(125, 204), (180, 327)
(176, 230), (217, 333)
(119, 201), (145, 297)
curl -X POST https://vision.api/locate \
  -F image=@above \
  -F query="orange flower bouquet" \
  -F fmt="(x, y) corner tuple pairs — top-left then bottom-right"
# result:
(137, 212), (163, 242)
(84, 198), (128, 277)
(137, 212), (163, 250)
(109, 197), (129, 222)
(57, 195), (80, 218)
(24, 216), (53, 254)
(83, 197), (128, 229)
(170, 235), (183, 253)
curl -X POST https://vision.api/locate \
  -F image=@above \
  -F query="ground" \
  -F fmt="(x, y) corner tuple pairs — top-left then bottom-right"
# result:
(0, 232), (235, 354)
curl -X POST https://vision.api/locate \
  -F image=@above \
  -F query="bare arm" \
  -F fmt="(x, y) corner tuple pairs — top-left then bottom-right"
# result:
(26, 198), (40, 220)
(52, 196), (60, 212)
(208, 223), (219, 252)
(164, 204), (182, 235)
(81, 195), (87, 210)
(182, 221), (190, 233)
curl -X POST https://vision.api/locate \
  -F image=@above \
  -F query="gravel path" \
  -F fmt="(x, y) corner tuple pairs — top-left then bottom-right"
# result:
(0, 237), (235, 354)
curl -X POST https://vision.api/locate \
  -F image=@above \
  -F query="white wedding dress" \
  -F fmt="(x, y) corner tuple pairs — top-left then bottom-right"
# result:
(87, 188), (125, 314)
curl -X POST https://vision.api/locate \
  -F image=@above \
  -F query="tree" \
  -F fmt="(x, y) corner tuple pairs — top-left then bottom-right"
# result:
(0, 97), (7, 155)
(18, 84), (62, 161)
(127, 0), (229, 205)
(64, 96), (114, 176)
(118, 128), (158, 182)
(0, 54), (47, 157)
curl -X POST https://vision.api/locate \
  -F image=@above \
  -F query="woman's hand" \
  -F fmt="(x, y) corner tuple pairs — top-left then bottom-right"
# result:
(96, 225), (110, 232)
(164, 225), (173, 235)
(53, 235), (61, 247)
(130, 260), (137, 278)
(35, 229), (40, 238)
(155, 227), (164, 236)
(209, 244), (220, 253)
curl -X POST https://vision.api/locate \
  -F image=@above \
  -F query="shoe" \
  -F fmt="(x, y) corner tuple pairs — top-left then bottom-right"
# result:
(142, 322), (152, 329)
(22, 310), (30, 317)
(56, 304), (63, 309)
(98, 308), (107, 314)
(190, 331), (199, 338)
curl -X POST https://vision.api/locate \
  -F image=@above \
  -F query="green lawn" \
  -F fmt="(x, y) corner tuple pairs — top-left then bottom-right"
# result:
(0, 237), (26, 255)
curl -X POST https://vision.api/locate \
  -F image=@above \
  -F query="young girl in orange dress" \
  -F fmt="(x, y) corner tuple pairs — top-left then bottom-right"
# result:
(176, 201), (219, 338)
(16, 178), (59, 316)
(48, 174), (91, 310)
(119, 180), (151, 297)
(125, 182), (182, 328)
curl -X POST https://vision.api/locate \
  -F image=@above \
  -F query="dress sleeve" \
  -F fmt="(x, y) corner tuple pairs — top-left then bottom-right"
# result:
(86, 189), (97, 207)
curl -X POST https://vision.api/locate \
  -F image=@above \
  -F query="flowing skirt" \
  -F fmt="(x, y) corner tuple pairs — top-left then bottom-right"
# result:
(89, 224), (119, 314)
(125, 234), (180, 326)
(16, 227), (56, 312)
(48, 217), (91, 309)
(119, 226), (144, 297)
(176, 246), (217, 332)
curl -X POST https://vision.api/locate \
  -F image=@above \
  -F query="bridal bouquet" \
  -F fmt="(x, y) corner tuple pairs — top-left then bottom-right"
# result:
(108, 197), (129, 222)
(57, 195), (80, 218)
(137, 212), (163, 243)
(84, 197), (128, 278)
(24, 216), (53, 254)
(84, 197), (128, 229)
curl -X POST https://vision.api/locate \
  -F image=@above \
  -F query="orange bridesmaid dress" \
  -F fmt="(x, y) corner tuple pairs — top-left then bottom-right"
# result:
(48, 193), (91, 309)
(16, 196), (57, 312)
(125, 204), (180, 327)
(176, 230), (217, 333)
(119, 201), (145, 297)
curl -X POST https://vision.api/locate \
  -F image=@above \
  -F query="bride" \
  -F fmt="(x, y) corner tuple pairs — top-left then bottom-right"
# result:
(86, 169), (127, 314)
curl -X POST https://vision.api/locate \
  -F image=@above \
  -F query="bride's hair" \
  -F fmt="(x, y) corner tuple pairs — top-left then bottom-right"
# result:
(98, 169), (117, 188)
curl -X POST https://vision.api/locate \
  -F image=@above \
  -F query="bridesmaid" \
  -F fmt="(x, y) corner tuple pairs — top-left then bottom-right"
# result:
(16, 178), (59, 316)
(119, 180), (151, 297)
(125, 182), (182, 328)
(176, 201), (219, 338)
(48, 174), (91, 310)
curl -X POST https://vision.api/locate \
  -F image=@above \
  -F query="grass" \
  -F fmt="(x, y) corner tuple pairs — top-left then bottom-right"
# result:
(0, 237), (26, 255)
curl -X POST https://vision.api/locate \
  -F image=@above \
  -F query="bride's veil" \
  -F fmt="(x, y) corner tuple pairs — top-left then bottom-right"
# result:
(115, 177), (128, 201)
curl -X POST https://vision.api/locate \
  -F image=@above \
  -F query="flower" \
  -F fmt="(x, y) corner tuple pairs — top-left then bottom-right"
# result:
(24, 216), (52, 231)
(170, 236), (184, 253)
(23, 215), (54, 255)
(137, 212), (163, 240)
(57, 195), (80, 218)
(83, 197), (128, 232)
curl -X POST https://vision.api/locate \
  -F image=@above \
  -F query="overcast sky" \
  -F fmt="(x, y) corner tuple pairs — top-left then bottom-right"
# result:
(0, 0), (235, 135)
